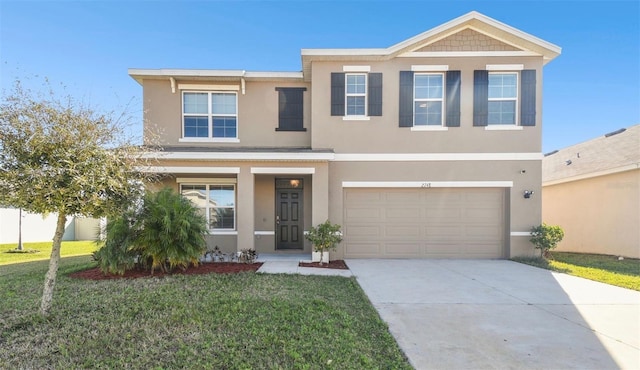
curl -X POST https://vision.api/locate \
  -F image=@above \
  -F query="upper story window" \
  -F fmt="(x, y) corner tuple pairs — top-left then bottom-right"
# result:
(488, 73), (517, 125)
(183, 92), (237, 139)
(331, 72), (382, 118)
(346, 73), (367, 116)
(398, 69), (460, 129)
(413, 73), (444, 126)
(473, 69), (536, 128)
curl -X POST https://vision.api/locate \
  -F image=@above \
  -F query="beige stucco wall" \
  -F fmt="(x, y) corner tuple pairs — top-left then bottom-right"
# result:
(152, 161), (328, 254)
(327, 160), (542, 259)
(542, 170), (640, 258)
(310, 56), (543, 154)
(142, 79), (311, 148)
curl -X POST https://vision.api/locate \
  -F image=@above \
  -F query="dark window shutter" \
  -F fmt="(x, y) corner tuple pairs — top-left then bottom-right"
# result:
(445, 71), (461, 127)
(368, 73), (383, 116)
(473, 70), (489, 126)
(276, 87), (306, 131)
(399, 71), (414, 127)
(331, 73), (345, 116)
(520, 69), (536, 126)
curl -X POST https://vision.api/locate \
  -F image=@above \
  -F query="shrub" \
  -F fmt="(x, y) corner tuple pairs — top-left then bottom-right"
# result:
(132, 188), (209, 273)
(93, 188), (209, 275)
(530, 223), (565, 258)
(93, 214), (137, 275)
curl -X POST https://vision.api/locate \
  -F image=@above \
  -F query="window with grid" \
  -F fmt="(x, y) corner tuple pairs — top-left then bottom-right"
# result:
(180, 184), (236, 230)
(414, 73), (444, 126)
(345, 73), (367, 116)
(183, 92), (237, 138)
(488, 73), (517, 125)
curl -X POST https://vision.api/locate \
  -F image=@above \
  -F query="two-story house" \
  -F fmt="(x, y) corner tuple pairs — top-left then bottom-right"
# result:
(129, 11), (560, 259)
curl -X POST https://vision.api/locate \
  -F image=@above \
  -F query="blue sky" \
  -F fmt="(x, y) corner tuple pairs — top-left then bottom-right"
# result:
(1, 1), (638, 152)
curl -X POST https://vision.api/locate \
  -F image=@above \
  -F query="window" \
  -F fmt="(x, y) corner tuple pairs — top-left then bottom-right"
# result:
(330, 72), (382, 117)
(488, 73), (517, 125)
(183, 92), (237, 138)
(399, 70), (460, 128)
(413, 74), (444, 126)
(181, 184), (236, 230)
(346, 73), (367, 116)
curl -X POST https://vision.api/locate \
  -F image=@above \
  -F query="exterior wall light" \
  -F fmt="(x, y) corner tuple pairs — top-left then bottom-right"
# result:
(523, 190), (534, 199)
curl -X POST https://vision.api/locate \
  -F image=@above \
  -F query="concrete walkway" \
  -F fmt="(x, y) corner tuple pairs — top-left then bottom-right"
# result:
(347, 259), (640, 370)
(256, 253), (353, 277)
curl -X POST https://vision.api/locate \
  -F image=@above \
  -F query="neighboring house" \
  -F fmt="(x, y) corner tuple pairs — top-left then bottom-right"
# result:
(129, 11), (561, 259)
(0, 208), (101, 244)
(542, 125), (640, 259)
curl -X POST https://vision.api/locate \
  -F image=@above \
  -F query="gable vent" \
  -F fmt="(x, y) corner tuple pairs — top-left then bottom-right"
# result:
(604, 128), (626, 137)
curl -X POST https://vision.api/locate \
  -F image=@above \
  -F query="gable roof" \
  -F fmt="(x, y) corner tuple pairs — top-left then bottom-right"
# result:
(542, 124), (640, 185)
(301, 11), (561, 79)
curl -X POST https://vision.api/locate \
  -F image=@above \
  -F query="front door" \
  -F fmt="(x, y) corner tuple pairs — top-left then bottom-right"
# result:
(276, 178), (303, 250)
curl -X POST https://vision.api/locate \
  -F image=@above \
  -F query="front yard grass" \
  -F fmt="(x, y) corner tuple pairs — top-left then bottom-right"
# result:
(0, 241), (97, 265)
(513, 252), (640, 291)
(0, 256), (411, 369)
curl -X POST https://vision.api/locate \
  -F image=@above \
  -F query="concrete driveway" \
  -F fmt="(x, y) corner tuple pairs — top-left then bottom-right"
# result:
(346, 259), (640, 369)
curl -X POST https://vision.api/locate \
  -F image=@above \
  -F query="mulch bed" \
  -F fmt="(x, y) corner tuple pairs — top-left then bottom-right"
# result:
(298, 260), (349, 270)
(69, 262), (263, 280)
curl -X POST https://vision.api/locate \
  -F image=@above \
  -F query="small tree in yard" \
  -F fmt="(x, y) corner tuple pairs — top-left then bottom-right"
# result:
(530, 223), (565, 258)
(0, 79), (155, 316)
(305, 220), (343, 266)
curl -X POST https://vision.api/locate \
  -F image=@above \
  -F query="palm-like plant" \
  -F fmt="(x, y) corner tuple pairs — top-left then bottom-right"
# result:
(132, 188), (209, 273)
(94, 188), (209, 275)
(93, 213), (138, 275)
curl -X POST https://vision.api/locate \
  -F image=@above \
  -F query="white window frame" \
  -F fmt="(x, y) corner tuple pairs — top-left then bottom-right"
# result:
(180, 183), (236, 231)
(488, 72), (518, 126)
(345, 73), (367, 117)
(413, 72), (444, 127)
(182, 91), (238, 140)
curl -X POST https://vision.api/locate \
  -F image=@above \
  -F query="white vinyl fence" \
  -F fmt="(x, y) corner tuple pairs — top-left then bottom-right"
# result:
(0, 208), (100, 244)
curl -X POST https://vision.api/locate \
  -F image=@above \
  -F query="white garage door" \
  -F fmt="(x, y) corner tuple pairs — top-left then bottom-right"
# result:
(343, 188), (505, 258)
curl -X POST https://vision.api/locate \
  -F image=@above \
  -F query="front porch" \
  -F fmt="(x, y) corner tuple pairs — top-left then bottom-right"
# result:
(148, 154), (331, 257)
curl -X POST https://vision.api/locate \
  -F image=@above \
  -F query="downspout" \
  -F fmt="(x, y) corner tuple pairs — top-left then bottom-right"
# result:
(169, 77), (176, 93)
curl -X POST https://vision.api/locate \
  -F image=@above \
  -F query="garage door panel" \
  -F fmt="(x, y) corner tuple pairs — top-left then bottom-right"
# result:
(386, 225), (421, 237)
(347, 225), (382, 238)
(345, 191), (382, 203)
(425, 243), (464, 256)
(385, 191), (421, 203)
(345, 207), (381, 221)
(345, 242), (382, 256)
(384, 243), (421, 255)
(386, 207), (421, 219)
(344, 188), (505, 259)
(465, 207), (502, 220)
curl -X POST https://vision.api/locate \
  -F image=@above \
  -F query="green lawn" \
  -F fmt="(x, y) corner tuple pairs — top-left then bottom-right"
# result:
(0, 241), (97, 265)
(513, 252), (640, 291)
(0, 256), (410, 369)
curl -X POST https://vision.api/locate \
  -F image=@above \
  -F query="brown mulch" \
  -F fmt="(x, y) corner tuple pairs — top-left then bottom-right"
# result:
(298, 259), (349, 270)
(69, 262), (263, 280)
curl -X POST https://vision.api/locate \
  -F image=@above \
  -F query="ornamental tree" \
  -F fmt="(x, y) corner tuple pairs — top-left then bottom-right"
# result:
(0, 80), (155, 316)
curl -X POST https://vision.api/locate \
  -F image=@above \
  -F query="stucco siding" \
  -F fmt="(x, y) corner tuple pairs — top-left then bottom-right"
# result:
(143, 79), (311, 148)
(310, 56), (543, 154)
(542, 170), (640, 258)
